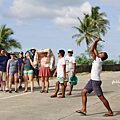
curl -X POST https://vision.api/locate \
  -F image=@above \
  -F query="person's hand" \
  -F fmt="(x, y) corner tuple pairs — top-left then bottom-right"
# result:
(27, 56), (30, 59)
(72, 73), (75, 77)
(95, 38), (102, 42)
(53, 73), (56, 78)
(63, 75), (66, 80)
(7, 73), (9, 77)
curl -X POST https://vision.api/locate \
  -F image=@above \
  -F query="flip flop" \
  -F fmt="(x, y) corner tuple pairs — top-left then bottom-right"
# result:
(103, 114), (113, 117)
(50, 95), (57, 98)
(40, 90), (44, 93)
(76, 110), (86, 115)
(23, 90), (28, 93)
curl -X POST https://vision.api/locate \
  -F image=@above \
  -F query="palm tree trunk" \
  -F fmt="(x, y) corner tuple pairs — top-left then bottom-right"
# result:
(85, 37), (91, 59)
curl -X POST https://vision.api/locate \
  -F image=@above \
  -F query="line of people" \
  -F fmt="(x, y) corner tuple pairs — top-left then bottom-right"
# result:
(0, 48), (76, 96)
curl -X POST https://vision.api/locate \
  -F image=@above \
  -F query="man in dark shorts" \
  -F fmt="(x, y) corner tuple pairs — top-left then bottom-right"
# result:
(30, 48), (40, 88)
(76, 38), (113, 117)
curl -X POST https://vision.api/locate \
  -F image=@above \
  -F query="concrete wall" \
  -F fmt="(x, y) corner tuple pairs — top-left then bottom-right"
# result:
(75, 64), (120, 73)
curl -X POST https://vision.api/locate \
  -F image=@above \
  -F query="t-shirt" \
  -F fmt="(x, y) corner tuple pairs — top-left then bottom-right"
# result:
(18, 57), (24, 69)
(91, 56), (103, 81)
(23, 58), (33, 69)
(41, 57), (47, 66)
(7, 59), (19, 73)
(0, 56), (8, 72)
(57, 57), (66, 77)
(65, 55), (76, 72)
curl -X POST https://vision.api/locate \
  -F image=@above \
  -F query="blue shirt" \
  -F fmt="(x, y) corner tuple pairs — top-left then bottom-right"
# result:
(23, 58), (33, 69)
(18, 57), (24, 69)
(0, 56), (8, 72)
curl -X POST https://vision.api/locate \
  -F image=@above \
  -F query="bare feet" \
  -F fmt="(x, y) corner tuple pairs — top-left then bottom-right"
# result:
(58, 95), (65, 98)
(66, 92), (71, 95)
(31, 90), (33, 92)
(50, 95), (57, 98)
(103, 112), (113, 117)
(58, 92), (62, 95)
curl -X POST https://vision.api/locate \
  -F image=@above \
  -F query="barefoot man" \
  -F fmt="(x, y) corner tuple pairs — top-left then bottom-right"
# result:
(76, 38), (113, 116)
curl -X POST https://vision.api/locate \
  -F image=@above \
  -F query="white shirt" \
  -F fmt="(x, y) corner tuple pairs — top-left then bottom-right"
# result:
(57, 57), (66, 77)
(65, 55), (76, 72)
(91, 56), (103, 81)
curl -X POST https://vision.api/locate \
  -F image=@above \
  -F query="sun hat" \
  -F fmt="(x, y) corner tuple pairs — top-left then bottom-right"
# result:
(30, 48), (36, 51)
(70, 76), (78, 86)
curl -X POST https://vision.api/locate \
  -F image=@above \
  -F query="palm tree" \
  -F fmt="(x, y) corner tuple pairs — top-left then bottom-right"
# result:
(0, 24), (21, 51)
(72, 14), (99, 59)
(90, 6), (110, 36)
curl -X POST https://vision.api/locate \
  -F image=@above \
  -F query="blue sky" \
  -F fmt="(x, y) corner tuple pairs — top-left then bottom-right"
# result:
(0, 0), (120, 63)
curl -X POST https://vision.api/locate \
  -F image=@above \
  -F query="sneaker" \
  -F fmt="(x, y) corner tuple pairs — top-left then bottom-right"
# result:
(19, 86), (22, 89)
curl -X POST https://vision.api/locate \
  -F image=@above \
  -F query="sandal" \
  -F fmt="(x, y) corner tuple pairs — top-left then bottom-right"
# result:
(23, 90), (28, 93)
(40, 90), (44, 93)
(76, 110), (86, 115)
(44, 91), (48, 93)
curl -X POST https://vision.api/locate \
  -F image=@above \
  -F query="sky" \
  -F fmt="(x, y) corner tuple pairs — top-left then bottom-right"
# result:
(0, 0), (120, 63)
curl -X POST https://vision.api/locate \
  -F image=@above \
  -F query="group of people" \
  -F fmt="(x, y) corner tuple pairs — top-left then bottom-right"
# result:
(0, 37), (114, 116)
(0, 47), (76, 96)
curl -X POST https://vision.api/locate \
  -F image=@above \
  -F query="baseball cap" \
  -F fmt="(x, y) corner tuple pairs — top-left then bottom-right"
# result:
(10, 51), (15, 55)
(19, 51), (23, 55)
(68, 49), (73, 53)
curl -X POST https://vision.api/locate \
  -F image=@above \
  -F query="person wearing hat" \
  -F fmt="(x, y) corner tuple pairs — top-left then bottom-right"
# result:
(58, 49), (76, 95)
(21, 51), (34, 92)
(50, 49), (66, 98)
(18, 51), (24, 89)
(7, 51), (20, 93)
(39, 50), (51, 93)
(30, 48), (40, 88)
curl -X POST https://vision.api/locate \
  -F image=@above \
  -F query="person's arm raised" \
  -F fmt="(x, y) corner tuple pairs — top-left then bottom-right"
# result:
(90, 38), (102, 60)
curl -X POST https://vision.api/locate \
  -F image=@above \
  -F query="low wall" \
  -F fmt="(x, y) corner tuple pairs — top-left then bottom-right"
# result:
(75, 64), (120, 73)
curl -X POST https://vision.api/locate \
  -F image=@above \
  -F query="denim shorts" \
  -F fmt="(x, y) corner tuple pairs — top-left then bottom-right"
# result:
(84, 79), (103, 96)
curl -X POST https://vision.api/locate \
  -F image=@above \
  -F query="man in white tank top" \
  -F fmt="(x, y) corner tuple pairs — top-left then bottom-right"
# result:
(76, 38), (113, 117)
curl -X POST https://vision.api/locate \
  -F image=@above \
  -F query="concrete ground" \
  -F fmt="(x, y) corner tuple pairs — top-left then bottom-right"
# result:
(0, 71), (120, 120)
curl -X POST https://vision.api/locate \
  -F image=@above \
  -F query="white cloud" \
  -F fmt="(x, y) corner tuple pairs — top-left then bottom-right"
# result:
(52, 2), (91, 27)
(3, 0), (92, 28)
(116, 26), (120, 31)
(16, 19), (31, 26)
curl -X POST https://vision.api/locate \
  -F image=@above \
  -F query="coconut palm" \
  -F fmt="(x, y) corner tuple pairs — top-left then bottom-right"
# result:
(72, 14), (99, 59)
(0, 24), (21, 51)
(90, 6), (110, 36)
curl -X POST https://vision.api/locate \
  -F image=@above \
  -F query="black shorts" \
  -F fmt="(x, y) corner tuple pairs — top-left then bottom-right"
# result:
(34, 69), (39, 76)
(84, 79), (103, 96)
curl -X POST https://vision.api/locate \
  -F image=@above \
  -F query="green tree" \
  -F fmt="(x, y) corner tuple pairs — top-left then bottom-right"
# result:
(72, 14), (99, 59)
(90, 6), (110, 36)
(0, 24), (21, 51)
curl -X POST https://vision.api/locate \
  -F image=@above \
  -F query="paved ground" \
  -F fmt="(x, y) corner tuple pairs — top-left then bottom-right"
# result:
(0, 71), (120, 120)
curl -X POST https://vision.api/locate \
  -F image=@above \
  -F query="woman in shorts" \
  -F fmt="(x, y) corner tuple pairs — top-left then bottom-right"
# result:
(7, 52), (20, 93)
(21, 51), (34, 92)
